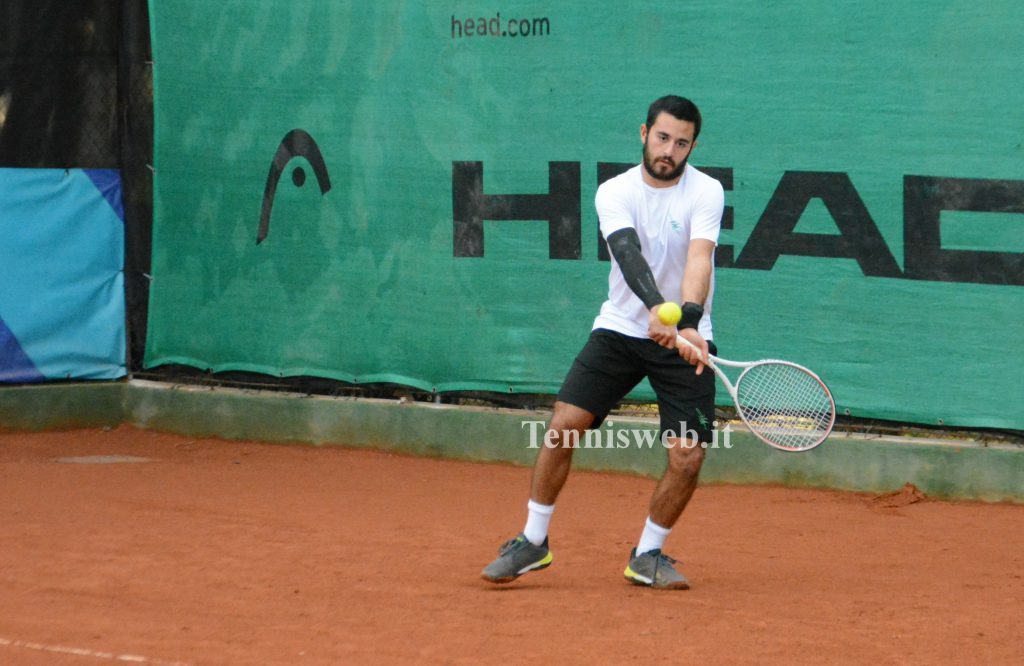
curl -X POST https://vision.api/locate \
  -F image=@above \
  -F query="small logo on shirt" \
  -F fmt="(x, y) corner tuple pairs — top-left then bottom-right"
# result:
(669, 220), (683, 233)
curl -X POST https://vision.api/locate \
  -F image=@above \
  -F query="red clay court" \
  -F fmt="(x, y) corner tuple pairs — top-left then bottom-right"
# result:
(2, 426), (1022, 665)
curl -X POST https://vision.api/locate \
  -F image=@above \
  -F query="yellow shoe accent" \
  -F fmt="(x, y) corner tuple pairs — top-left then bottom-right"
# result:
(520, 550), (553, 574)
(623, 565), (653, 585)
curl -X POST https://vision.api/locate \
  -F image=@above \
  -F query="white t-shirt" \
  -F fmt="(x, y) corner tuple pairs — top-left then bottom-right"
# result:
(593, 163), (724, 340)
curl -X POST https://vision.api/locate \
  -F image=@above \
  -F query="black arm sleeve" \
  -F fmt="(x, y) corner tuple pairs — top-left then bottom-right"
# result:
(605, 228), (665, 310)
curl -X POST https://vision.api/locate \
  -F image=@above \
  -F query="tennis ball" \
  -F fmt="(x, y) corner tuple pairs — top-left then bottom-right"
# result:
(658, 302), (682, 326)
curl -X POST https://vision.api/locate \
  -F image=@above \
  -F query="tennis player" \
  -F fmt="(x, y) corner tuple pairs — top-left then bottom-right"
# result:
(482, 95), (724, 589)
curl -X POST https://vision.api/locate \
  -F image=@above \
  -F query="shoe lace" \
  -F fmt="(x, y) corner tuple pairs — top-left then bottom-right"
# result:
(647, 549), (680, 578)
(499, 536), (525, 555)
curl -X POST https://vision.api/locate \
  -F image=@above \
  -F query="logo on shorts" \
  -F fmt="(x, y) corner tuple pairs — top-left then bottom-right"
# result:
(695, 409), (709, 429)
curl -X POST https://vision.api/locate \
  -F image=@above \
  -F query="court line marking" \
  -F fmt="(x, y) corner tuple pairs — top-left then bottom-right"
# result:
(0, 636), (190, 665)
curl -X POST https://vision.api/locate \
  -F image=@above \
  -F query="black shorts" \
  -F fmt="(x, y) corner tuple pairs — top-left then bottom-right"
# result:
(557, 328), (718, 443)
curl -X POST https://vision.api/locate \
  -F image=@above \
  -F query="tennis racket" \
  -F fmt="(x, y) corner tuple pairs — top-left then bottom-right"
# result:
(677, 335), (836, 452)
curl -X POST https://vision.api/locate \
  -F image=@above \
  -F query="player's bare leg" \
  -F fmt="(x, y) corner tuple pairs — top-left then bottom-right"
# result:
(624, 436), (705, 589)
(481, 401), (594, 583)
(648, 436), (706, 527)
(529, 401), (595, 505)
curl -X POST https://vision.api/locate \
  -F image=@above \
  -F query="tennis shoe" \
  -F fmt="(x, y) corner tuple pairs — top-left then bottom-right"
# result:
(623, 547), (690, 589)
(481, 533), (552, 584)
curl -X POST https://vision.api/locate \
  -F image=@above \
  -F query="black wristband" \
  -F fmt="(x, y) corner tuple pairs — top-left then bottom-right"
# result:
(678, 302), (704, 330)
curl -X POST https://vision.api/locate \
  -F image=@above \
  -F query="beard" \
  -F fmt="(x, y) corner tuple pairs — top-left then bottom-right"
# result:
(642, 142), (687, 182)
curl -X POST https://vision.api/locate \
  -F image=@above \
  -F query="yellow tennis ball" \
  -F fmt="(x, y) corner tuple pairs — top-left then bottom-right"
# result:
(658, 302), (682, 326)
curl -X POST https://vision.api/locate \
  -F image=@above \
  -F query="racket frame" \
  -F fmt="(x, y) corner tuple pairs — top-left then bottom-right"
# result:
(676, 334), (836, 452)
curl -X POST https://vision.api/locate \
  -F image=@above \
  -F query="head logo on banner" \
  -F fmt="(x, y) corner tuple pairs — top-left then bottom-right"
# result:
(257, 129), (332, 245)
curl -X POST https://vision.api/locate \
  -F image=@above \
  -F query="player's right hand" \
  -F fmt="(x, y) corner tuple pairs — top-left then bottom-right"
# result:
(676, 327), (708, 375)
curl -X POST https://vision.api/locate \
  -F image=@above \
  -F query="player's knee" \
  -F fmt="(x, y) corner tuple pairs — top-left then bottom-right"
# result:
(665, 438), (706, 476)
(546, 403), (593, 447)
(542, 424), (584, 451)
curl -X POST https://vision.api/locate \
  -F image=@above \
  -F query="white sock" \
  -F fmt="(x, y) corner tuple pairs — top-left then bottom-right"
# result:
(636, 517), (671, 555)
(523, 499), (555, 546)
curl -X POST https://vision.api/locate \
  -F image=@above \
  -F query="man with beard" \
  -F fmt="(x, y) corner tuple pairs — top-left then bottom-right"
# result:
(481, 95), (724, 590)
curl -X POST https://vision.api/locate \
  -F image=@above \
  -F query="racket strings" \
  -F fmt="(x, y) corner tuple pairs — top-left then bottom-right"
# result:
(734, 362), (835, 451)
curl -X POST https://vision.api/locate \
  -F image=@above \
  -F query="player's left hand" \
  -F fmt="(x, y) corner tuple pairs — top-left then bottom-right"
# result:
(647, 307), (678, 349)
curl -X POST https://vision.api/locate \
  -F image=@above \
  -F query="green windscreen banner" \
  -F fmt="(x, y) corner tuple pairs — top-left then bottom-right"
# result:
(145, 1), (1024, 430)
